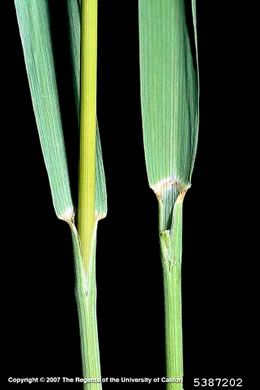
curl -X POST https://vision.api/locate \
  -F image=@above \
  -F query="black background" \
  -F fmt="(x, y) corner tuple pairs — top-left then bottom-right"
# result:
(4, 1), (253, 389)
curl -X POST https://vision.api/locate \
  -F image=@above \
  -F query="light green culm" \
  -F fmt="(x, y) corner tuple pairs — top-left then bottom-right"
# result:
(15, 1), (107, 388)
(139, 0), (199, 388)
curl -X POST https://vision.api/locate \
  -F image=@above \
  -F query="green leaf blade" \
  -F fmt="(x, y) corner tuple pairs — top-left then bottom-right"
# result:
(139, 0), (199, 188)
(15, 0), (73, 219)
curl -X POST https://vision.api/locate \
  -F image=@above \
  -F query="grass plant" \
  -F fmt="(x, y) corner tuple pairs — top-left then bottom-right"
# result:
(14, 1), (106, 388)
(139, 1), (199, 388)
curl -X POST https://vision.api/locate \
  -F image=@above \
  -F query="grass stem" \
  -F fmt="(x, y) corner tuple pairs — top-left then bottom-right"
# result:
(159, 191), (184, 389)
(72, 226), (102, 389)
(77, 1), (101, 386)
(163, 266), (183, 389)
(78, 0), (98, 272)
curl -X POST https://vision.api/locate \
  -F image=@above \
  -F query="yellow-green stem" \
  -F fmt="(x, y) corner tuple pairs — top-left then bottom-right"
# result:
(77, 1), (101, 387)
(78, 0), (98, 271)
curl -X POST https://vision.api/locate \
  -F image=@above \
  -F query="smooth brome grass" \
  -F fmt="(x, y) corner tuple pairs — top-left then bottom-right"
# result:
(14, 1), (106, 388)
(139, 0), (199, 388)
